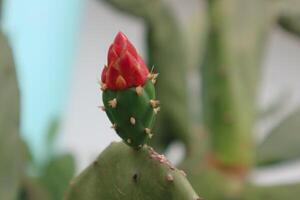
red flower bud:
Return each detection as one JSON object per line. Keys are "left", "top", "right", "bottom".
{"left": 101, "top": 32, "right": 149, "bottom": 90}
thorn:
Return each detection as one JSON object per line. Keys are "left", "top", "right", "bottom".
{"left": 127, "top": 139, "right": 131, "bottom": 144}
{"left": 149, "top": 99, "right": 160, "bottom": 108}
{"left": 100, "top": 82, "right": 107, "bottom": 91}
{"left": 98, "top": 106, "right": 105, "bottom": 111}
{"left": 135, "top": 86, "right": 143, "bottom": 96}
{"left": 130, "top": 117, "right": 136, "bottom": 125}
{"left": 166, "top": 174, "right": 174, "bottom": 182}
{"left": 148, "top": 73, "right": 159, "bottom": 84}
{"left": 179, "top": 170, "right": 187, "bottom": 177}
{"left": 108, "top": 98, "right": 117, "bottom": 108}
{"left": 111, "top": 123, "right": 117, "bottom": 130}
{"left": 144, "top": 128, "right": 153, "bottom": 138}
{"left": 145, "top": 128, "right": 151, "bottom": 134}
{"left": 148, "top": 73, "right": 159, "bottom": 80}
{"left": 154, "top": 107, "right": 161, "bottom": 114}
{"left": 152, "top": 73, "right": 159, "bottom": 79}
{"left": 150, "top": 65, "right": 155, "bottom": 74}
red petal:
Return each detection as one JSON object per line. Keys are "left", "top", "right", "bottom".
{"left": 106, "top": 66, "right": 120, "bottom": 89}
{"left": 119, "top": 52, "right": 138, "bottom": 86}
{"left": 101, "top": 65, "right": 108, "bottom": 83}
{"left": 115, "top": 75, "right": 127, "bottom": 89}
{"left": 114, "top": 32, "right": 127, "bottom": 47}
{"left": 107, "top": 45, "right": 118, "bottom": 66}
{"left": 103, "top": 32, "right": 150, "bottom": 90}
{"left": 126, "top": 40, "right": 138, "bottom": 59}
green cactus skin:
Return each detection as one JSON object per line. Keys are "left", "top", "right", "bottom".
{"left": 65, "top": 142, "right": 201, "bottom": 200}
{"left": 0, "top": 31, "right": 23, "bottom": 200}
{"left": 103, "top": 79, "right": 157, "bottom": 148}
{"left": 201, "top": 0, "right": 274, "bottom": 169}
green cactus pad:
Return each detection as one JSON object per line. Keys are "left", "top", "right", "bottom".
{"left": 0, "top": 31, "right": 23, "bottom": 200}
{"left": 103, "top": 79, "right": 157, "bottom": 148}
{"left": 65, "top": 142, "right": 201, "bottom": 200}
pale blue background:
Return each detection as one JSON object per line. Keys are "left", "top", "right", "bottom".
{"left": 2, "top": 0, "right": 83, "bottom": 161}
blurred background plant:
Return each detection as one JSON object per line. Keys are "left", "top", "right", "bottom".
{"left": 1, "top": 1, "right": 75, "bottom": 199}
{"left": 1, "top": 0, "right": 300, "bottom": 199}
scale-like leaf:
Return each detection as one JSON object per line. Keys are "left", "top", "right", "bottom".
{"left": 257, "top": 108, "right": 300, "bottom": 165}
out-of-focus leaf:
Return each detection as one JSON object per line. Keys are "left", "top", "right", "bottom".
{"left": 257, "top": 108, "right": 300, "bottom": 165}
{"left": 243, "top": 182, "right": 300, "bottom": 200}
{"left": 277, "top": 0, "right": 300, "bottom": 37}
{"left": 18, "top": 178, "right": 51, "bottom": 200}
{"left": 39, "top": 154, "right": 75, "bottom": 200}
{"left": 0, "top": 31, "right": 23, "bottom": 200}
{"left": 46, "top": 119, "right": 60, "bottom": 153}
{"left": 258, "top": 91, "right": 289, "bottom": 121}
{"left": 278, "top": 14, "right": 300, "bottom": 37}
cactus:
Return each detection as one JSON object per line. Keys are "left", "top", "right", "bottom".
{"left": 2, "top": 0, "right": 300, "bottom": 199}
{"left": 65, "top": 142, "right": 201, "bottom": 200}
{"left": 0, "top": 31, "right": 24, "bottom": 200}
{"left": 101, "top": 32, "right": 158, "bottom": 148}
{"left": 95, "top": 0, "right": 300, "bottom": 200}
{"left": 65, "top": 32, "right": 200, "bottom": 200}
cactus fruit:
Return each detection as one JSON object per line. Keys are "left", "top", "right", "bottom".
{"left": 101, "top": 32, "right": 159, "bottom": 148}
{"left": 66, "top": 32, "right": 200, "bottom": 200}
{"left": 65, "top": 142, "right": 201, "bottom": 200}
{"left": 101, "top": 0, "right": 192, "bottom": 151}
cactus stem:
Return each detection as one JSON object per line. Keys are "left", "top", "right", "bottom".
{"left": 130, "top": 117, "right": 136, "bottom": 125}
{"left": 108, "top": 98, "right": 117, "bottom": 108}
{"left": 166, "top": 174, "right": 174, "bottom": 182}
{"left": 153, "top": 107, "right": 161, "bottom": 114}
{"left": 135, "top": 86, "right": 143, "bottom": 96}
{"left": 127, "top": 139, "right": 131, "bottom": 144}
{"left": 111, "top": 123, "right": 117, "bottom": 130}
{"left": 149, "top": 99, "right": 160, "bottom": 108}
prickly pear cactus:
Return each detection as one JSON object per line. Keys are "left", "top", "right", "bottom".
{"left": 65, "top": 32, "right": 200, "bottom": 200}
{"left": 101, "top": 32, "right": 159, "bottom": 148}
{"left": 65, "top": 142, "right": 201, "bottom": 200}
